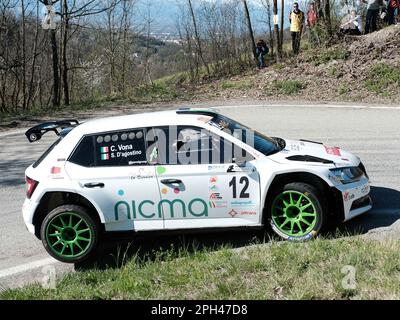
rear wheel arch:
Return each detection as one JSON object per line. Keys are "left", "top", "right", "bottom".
{"left": 262, "top": 172, "right": 344, "bottom": 226}
{"left": 32, "top": 192, "right": 104, "bottom": 239}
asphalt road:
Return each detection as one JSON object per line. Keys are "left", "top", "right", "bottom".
{"left": 1, "top": 103, "right": 400, "bottom": 290}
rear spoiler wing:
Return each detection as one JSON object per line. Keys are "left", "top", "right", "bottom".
{"left": 25, "top": 119, "right": 79, "bottom": 143}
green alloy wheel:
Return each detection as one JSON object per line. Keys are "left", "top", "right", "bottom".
{"left": 269, "top": 182, "right": 326, "bottom": 241}
{"left": 41, "top": 205, "right": 99, "bottom": 263}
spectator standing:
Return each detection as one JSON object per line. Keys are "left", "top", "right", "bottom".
{"left": 387, "top": 0, "right": 400, "bottom": 25}
{"left": 256, "top": 39, "right": 269, "bottom": 69}
{"left": 306, "top": 2, "right": 319, "bottom": 46}
{"left": 362, "top": 0, "right": 383, "bottom": 34}
{"left": 289, "top": 2, "right": 305, "bottom": 55}
{"left": 306, "top": 2, "right": 318, "bottom": 27}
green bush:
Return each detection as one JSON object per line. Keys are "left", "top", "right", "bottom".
{"left": 328, "top": 66, "right": 338, "bottom": 77}
{"left": 220, "top": 80, "right": 252, "bottom": 90}
{"left": 130, "top": 83, "right": 179, "bottom": 103}
{"left": 337, "top": 85, "right": 350, "bottom": 95}
{"left": 273, "top": 80, "right": 305, "bottom": 94}
{"left": 310, "top": 47, "right": 349, "bottom": 66}
{"left": 364, "top": 63, "right": 400, "bottom": 94}
{"left": 273, "top": 63, "right": 286, "bottom": 71}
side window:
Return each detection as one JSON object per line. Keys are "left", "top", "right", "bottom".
{"left": 176, "top": 127, "right": 217, "bottom": 164}
{"left": 147, "top": 126, "right": 252, "bottom": 165}
{"left": 69, "top": 129, "right": 148, "bottom": 167}
{"left": 69, "top": 136, "right": 95, "bottom": 167}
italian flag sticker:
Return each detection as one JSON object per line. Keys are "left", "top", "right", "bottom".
{"left": 100, "top": 146, "right": 109, "bottom": 160}
{"left": 101, "top": 153, "right": 109, "bottom": 160}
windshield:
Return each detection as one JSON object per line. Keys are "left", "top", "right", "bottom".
{"left": 209, "top": 114, "right": 283, "bottom": 156}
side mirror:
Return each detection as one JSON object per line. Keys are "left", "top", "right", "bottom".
{"left": 233, "top": 156, "right": 247, "bottom": 167}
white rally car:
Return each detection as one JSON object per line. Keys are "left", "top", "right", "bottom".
{"left": 22, "top": 108, "right": 372, "bottom": 263}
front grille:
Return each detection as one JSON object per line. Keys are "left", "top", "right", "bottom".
{"left": 350, "top": 195, "right": 372, "bottom": 211}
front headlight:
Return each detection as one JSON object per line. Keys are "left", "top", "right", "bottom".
{"left": 329, "top": 167, "right": 364, "bottom": 184}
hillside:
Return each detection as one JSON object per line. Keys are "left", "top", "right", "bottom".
{"left": 184, "top": 26, "right": 400, "bottom": 105}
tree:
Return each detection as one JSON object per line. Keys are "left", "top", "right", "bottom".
{"left": 260, "top": 0, "right": 274, "bottom": 56}
{"left": 273, "top": 0, "right": 281, "bottom": 61}
{"left": 322, "top": 0, "right": 332, "bottom": 36}
{"left": 47, "top": 0, "right": 120, "bottom": 105}
{"left": 187, "top": 0, "right": 210, "bottom": 76}
{"left": 242, "top": 0, "right": 257, "bottom": 62}
{"left": 39, "top": 0, "right": 60, "bottom": 107}
{"left": 279, "top": 0, "right": 284, "bottom": 54}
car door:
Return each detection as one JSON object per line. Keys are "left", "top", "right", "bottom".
{"left": 65, "top": 128, "right": 163, "bottom": 232}
{"left": 146, "top": 125, "right": 261, "bottom": 230}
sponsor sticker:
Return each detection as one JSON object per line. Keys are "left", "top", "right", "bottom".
{"left": 228, "top": 209, "right": 239, "bottom": 217}
{"left": 361, "top": 185, "right": 369, "bottom": 195}
{"left": 209, "top": 185, "right": 219, "bottom": 191}
{"left": 343, "top": 191, "right": 355, "bottom": 202}
{"left": 325, "top": 146, "right": 341, "bottom": 156}
{"left": 231, "top": 200, "right": 255, "bottom": 207}
{"left": 210, "top": 193, "right": 223, "bottom": 200}
{"left": 209, "top": 200, "right": 228, "bottom": 208}
{"left": 289, "top": 144, "right": 300, "bottom": 152}
{"left": 114, "top": 194, "right": 208, "bottom": 220}
{"left": 240, "top": 211, "right": 256, "bottom": 215}
{"left": 197, "top": 116, "right": 212, "bottom": 123}
{"left": 208, "top": 165, "right": 225, "bottom": 171}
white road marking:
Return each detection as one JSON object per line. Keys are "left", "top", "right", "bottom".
{"left": 214, "top": 104, "right": 400, "bottom": 110}
{"left": 0, "top": 257, "right": 58, "bottom": 279}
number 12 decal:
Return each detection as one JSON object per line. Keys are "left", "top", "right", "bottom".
{"left": 229, "top": 176, "right": 250, "bottom": 198}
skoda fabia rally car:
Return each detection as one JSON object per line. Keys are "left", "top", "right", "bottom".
{"left": 22, "top": 108, "right": 372, "bottom": 263}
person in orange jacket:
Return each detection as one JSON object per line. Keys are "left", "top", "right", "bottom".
{"left": 306, "top": 2, "right": 318, "bottom": 46}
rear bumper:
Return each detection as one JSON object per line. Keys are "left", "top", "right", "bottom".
{"left": 22, "top": 197, "right": 38, "bottom": 235}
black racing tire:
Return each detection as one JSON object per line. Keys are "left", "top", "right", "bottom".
{"left": 266, "top": 182, "right": 328, "bottom": 241}
{"left": 40, "top": 205, "right": 100, "bottom": 263}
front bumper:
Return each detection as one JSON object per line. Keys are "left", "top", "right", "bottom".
{"left": 334, "top": 177, "right": 372, "bottom": 222}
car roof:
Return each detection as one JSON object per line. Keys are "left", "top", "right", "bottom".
{"left": 72, "top": 109, "right": 218, "bottom": 135}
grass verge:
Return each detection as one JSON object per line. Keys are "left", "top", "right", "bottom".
{"left": 2, "top": 237, "right": 400, "bottom": 300}
{"left": 364, "top": 63, "right": 400, "bottom": 95}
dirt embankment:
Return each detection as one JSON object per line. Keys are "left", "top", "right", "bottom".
{"left": 196, "top": 26, "right": 400, "bottom": 104}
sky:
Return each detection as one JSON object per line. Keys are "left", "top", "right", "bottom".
{"left": 135, "top": 0, "right": 299, "bottom": 34}
{"left": 32, "top": 0, "right": 309, "bottom": 35}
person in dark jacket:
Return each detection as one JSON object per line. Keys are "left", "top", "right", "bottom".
{"left": 256, "top": 39, "right": 269, "bottom": 69}
{"left": 387, "top": 0, "right": 400, "bottom": 25}
{"left": 362, "top": 0, "right": 383, "bottom": 34}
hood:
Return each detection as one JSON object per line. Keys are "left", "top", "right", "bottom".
{"left": 269, "top": 139, "right": 360, "bottom": 167}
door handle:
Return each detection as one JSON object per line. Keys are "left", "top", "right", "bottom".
{"left": 160, "top": 179, "right": 182, "bottom": 185}
{"left": 83, "top": 182, "right": 105, "bottom": 188}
